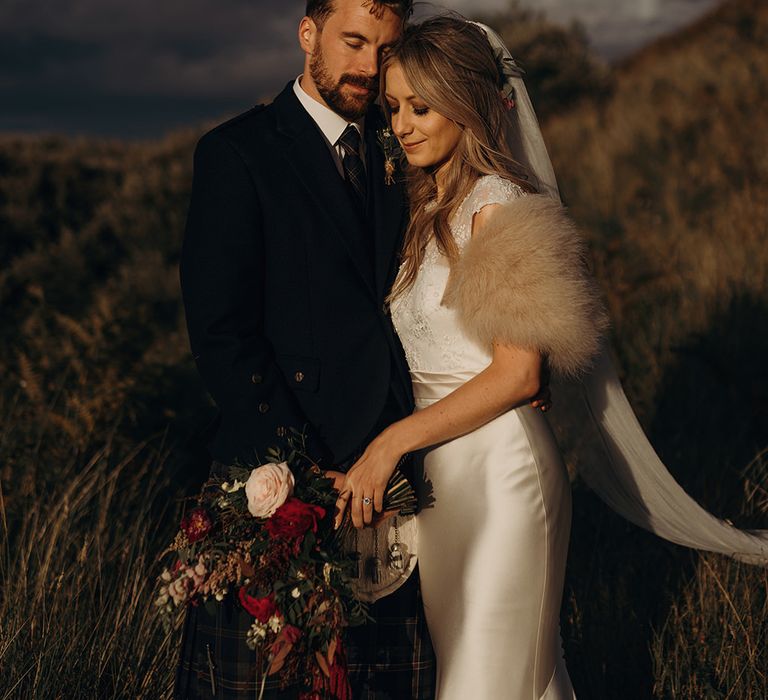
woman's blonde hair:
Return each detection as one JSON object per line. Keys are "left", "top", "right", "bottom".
{"left": 382, "top": 16, "right": 536, "bottom": 301}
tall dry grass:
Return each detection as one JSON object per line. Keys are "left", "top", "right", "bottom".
{"left": 648, "top": 450, "right": 768, "bottom": 698}
{"left": 0, "top": 394, "right": 183, "bottom": 698}
{"left": 0, "top": 130, "right": 208, "bottom": 698}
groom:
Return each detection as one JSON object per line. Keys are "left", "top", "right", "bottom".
{"left": 176, "top": 0, "right": 436, "bottom": 697}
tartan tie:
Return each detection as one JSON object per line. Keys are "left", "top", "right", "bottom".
{"left": 338, "top": 125, "right": 367, "bottom": 212}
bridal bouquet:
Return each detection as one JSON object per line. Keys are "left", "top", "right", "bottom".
{"left": 155, "top": 430, "right": 416, "bottom": 700}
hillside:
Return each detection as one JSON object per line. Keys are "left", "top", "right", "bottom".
{"left": 1, "top": 1, "right": 767, "bottom": 697}
{"left": 542, "top": 0, "right": 768, "bottom": 695}
{"left": 546, "top": 0, "right": 768, "bottom": 428}
{"left": 542, "top": 0, "right": 768, "bottom": 501}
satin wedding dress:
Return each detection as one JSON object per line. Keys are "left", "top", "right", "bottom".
{"left": 391, "top": 175, "right": 577, "bottom": 700}
{"left": 385, "top": 20, "right": 768, "bottom": 698}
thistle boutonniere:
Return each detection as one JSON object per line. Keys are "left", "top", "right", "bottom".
{"left": 377, "top": 127, "right": 403, "bottom": 185}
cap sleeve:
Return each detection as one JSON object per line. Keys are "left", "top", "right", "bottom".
{"left": 451, "top": 175, "right": 526, "bottom": 247}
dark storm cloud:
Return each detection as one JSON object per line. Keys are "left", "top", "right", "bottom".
{"left": 1, "top": 0, "right": 303, "bottom": 102}
{"left": 0, "top": 0, "right": 720, "bottom": 137}
{"left": 0, "top": 0, "right": 306, "bottom": 135}
{"left": 0, "top": 35, "right": 104, "bottom": 76}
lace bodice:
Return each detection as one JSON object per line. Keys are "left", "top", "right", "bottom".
{"left": 391, "top": 175, "right": 526, "bottom": 374}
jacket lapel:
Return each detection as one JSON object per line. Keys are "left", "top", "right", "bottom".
{"left": 364, "top": 115, "right": 413, "bottom": 408}
{"left": 273, "top": 85, "right": 376, "bottom": 298}
{"left": 365, "top": 114, "right": 406, "bottom": 301}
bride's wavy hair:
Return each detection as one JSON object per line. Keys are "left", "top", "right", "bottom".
{"left": 382, "top": 16, "right": 536, "bottom": 301}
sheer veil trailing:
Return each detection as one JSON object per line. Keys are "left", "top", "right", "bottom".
{"left": 475, "top": 21, "right": 768, "bottom": 565}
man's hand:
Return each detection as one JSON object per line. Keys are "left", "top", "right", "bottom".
{"left": 530, "top": 357, "right": 552, "bottom": 412}
{"left": 530, "top": 385, "right": 552, "bottom": 412}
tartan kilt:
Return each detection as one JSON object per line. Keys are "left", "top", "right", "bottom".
{"left": 173, "top": 567, "right": 435, "bottom": 699}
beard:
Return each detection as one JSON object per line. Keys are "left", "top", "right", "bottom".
{"left": 309, "top": 45, "right": 378, "bottom": 121}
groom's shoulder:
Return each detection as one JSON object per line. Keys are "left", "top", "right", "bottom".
{"left": 195, "top": 81, "right": 297, "bottom": 158}
{"left": 200, "top": 102, "right": 273, "bottom": 150}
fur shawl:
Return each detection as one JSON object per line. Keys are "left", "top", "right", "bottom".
{"left": 442, "top": 194, "right": 609, "bottom": 378}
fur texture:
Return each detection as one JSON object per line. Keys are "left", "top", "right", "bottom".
{"left": 442, "top": 194, "right": 609, "bottom": 377}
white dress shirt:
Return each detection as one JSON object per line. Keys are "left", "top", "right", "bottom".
{"left": 293, "top": 76, "right": 365, "bottom": 178}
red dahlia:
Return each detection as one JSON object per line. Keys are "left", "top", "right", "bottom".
{"left": 181, "top": 507, "right": 213, "bottom": 543}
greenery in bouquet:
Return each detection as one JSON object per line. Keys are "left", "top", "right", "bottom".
{"left": 155, "top": 430, "right": 417, "bottom": 699}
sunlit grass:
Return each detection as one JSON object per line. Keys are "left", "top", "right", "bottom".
{"left": 0, "top": 392, "right": 184, "bottom": 699}
{"left": 1, "top": 0, "right": 767, "bottom": 697}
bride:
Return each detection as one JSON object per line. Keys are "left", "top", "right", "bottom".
{"left": 334, "top": 15, "right": 768, "bottom": 699}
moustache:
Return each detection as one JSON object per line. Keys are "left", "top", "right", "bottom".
{"left": 340, "top": 74, "right": 379, "bottom": 92}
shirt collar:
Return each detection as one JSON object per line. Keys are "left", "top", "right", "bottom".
{"left": 293, "top": 76, "right": 364, "bottom": 147}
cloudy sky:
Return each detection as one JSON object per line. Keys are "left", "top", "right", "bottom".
{"left": 0, "top": 0, "right": 720, "bottom": 139}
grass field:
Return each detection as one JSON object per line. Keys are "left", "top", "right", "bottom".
{"left": 1, "top": 0, "right": 767, "bottom": 697}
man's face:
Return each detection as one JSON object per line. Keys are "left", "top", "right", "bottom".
{"left": 300, "top": 0, "right": 403, "bottom": 121}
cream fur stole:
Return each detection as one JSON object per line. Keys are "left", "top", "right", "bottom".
{"left": 442, "top": 194, "right": 609, "bottom": 378}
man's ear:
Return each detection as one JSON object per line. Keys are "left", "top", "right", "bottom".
{"left": 299, "top": 16, "right": 318, "bottom": 56}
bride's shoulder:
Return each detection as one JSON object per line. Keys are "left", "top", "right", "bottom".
{"left": 468, "top": 174, "right": 527, "bottom": 212}
{"left": 450, "top": 175, "right": 524, "bottom": 246}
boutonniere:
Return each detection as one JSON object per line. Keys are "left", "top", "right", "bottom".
{"left": 376, "top": 127, "right": 403, "bottom": 186}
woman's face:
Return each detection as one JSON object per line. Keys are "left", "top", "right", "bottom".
{"left": 384, "top": 62, "right": 463, "bottom": 174}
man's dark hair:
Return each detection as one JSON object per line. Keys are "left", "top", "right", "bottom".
{"left": 306, "top": 0, "right": 414, "bottom": 28}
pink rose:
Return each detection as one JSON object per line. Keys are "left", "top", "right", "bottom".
{"left": 245, "top": 462, "right": 295, "bottom": 517}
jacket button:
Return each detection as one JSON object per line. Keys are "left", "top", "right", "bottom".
{"left": 294, "top": 371, "right": 305, "bottom": 383}
{"left": 251, "top": 373, "right": 263, "bottom": 384}
{"left": 258, "top": 402, "right": 270, "bottom": 414}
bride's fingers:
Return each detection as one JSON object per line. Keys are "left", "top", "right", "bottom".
{"left": 324, "top": 469, "right": 347, "bottom": 492}
{"left": 334, "top": 490, "right": 351, "bottom": 529}
{"left": 362, "top": 494, "right": 374, "bottom": 526}
{"left": 351, "top": 492, "right": 364, "bottom": 529}
{"left": 374, "top": 488, "right": 384, "bottom": 513}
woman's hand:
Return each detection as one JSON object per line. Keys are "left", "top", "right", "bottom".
{"left": 323, "top": 469, "right": 347, "bottom": 492}
{"left": 334, "top": 430, "right": 404, "bottom": 529}
{"left": 324, "top": 469, "right": 352, "bottom": 529}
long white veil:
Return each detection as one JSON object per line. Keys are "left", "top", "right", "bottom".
{"left": 475, "top": 22, "right": 768, "bottom": 565}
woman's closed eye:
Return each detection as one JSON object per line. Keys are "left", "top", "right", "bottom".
{"left": 388, "top": 105, "right": 430, "bottom": 116}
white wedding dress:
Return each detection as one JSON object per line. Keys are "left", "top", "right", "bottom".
{"left": 391, "top": 175, "right": 577, "bottom": 699}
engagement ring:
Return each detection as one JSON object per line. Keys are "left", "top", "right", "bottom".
{"left": 362, "top": 497, "right": 372, "bottom": 506}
